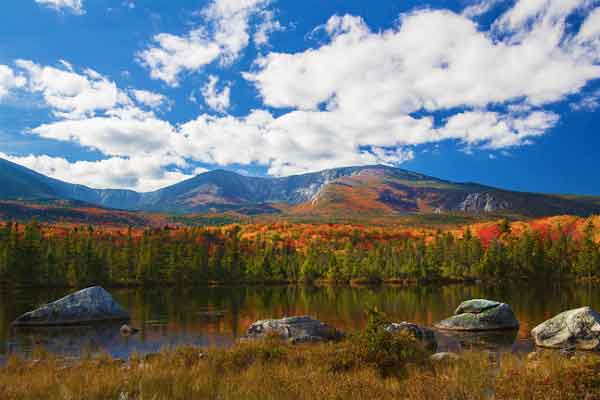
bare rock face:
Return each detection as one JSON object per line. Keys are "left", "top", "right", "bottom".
{"left": 242, "top": 316, "right": 343, "bottom": 344}
{"left": 385, "top": 322, "right": 438, "bottom": 352}
{"left": 435, "top": 299, "right": 519, "bottom": 331}
{"left": 531, "top": 307, "right": 600, "bottom": 350}
{"left": 459, "top": 193, "right": 509, "bottom": 213}
{"left": 12, "top": 286, "right": 130, "bottom": 326}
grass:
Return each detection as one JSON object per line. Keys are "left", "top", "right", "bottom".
{"left": 2, "top": 315, "right": 600, "bottom": 400}
{"left": 2, "top": 342, "right": 600, "bottom": 399}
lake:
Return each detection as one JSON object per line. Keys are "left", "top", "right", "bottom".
{"left": 0, "top": 282, "right": 597, "bottom": 359}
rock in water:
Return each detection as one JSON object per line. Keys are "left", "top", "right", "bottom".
{"left": 531, "top": 307, "right": 600, "bottom": 350}
{"left": 243, "top": 316, "right": 342, "bottom": 344}
{"left": 120, "top": 324, "right": 139, "bottom": 336}
{"left": 12, "top": 286, "right": 130, "bottom": 326}
{"left": 434, "top": 299, "right": 519, "bottom": 331}
{"left": 385, "top": 322, "right": 438, "bottom": 352}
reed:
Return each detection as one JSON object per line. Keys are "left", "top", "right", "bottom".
{"left": 1, "top": 338, "right": 600, "bottom": 400}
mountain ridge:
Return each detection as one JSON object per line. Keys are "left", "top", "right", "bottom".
{"left": 1, "top": 158, "right": 599, "bottom": 217}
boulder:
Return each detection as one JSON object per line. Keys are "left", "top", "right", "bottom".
{"left": 385, "top": 322, "right": 438, "bottom": 352}
{"left": 120, "top": 324, "right": 140, "bottom": 336}
{"left": 12, "top": 286, "right": 130, "bottom": 326}
{"left": 242, "top": 316, "right": 342, "bottom": 344}
{"left": 435, "top": 299, "right": 519, "bottom": 331}
{"left": 531, "top": 306, "right": 600, "bottom": 350}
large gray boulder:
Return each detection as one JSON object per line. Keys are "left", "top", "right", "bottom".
{"left": 385, "top": 322, "right": 438, "bottom": 352}
{"left": 12, "top": 286, "right": 130, "bottom": 326}
{"left": 435, "top": 299, "right": 519, "bottom": 331}
{"left": 242, "top": 316, "right": 342, "bottom": 344}
{"left": 531, "top": 306, "right": 600, "bottom": 350}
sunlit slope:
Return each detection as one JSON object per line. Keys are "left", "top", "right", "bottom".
{"left": 1, "top": 158, "right": 599, "bottom": 217}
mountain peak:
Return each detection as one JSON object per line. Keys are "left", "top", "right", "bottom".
{"left": 1, "top": 158, "right": 600, "bottom": 217}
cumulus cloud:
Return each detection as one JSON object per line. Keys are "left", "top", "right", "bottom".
{"left": 0, "top": 152, "right": 191, "bottom": 191}
{"left": 0, "top": 65, "right": 25, "bottom": 99}
{"left": 201, "top": 75, "right": 230, "bottom": 112}
{"left": 35, "top": 0, "right": 84, "bottom": 14}
{"left": 137, "top": 29, "right": 221, "bottom": 87}
{"left": 16, "top": 60, "right": 128, "bottom": 119}
{"left": 30, "top": 113, "right": 176, "bottom": 157}
{"left": 203, "top": 0, "right": 272, "bottom": 63}
{"left": 137, "top": 0, "right": 278, "bottom": 86}
{"left": 131, "top": 89, "right": 167, "bottom": 109}
{"left": 247, "top": 11, "right": 600, "bottom": 112}
{"left": 8, "top": 1, "right": 600, "bottom": 189}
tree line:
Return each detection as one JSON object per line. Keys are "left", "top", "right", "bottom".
{"left": 0, "top": 219, "right": 598, "bottom": 288}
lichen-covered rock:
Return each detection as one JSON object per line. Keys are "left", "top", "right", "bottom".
{"left": 435, "top": 299, "right": 519, "bottom": 331}
{"left": 242, "top": 316, "right": 342, "bottom": 344}
{"left": 455, "top": 299, "right": 501, "bottom": 314}
{"left": 385, "top": 322, "right": 437, "bottom": 352}
{"left": 531, "top": 307, "right": 600, "bottom": 350}
{"left": 12, "top": 286, "right": 130, "bottom": 326}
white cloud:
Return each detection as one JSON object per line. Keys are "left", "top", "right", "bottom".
{"left": 570, "top": 89, "right": 600, "bottom": 111}
{"left": 35, "top": 0, "right": 84, "bottom": 14}
{"left": 440, "top": 110, "right": 559, "bottom": 149}
{"left": 137, "top": 29, "right": 221, "bottom": 87}
{"left": 16, "top": 60, "right": 128, "bottom": 119}
{"left": 30, "top": 112, "right": 176, "bottom": 157}
{"left": 254, "top": 10, "right": 284, "bottom": 46}
{"left": 131, "top": 89, "right": 167, "bottom": 109}
{"left": 0, "top": 152, "right": 191, "bottom": 191}
{"left": 137, "top": 0, "right": 278, "bottom": 86}
{"left": 495, "top": 0, "right": 590, "bottom": 32}
{"left": 0, "top": 65, "right": 25, "bottom": 99}
{"left": 9, "top": 2, "right": 600, "bottom": 190}
{"left": 462, "top": 0, "right": 502, "bottom": 18}
{"left": 201, "top": 75, "right": 231, "bottom": 112}
{"left": 203, "top": 0, "right": 271, "bottom": 63}
{"left": 247, "top": 10, "right": 600, "bottom": 112}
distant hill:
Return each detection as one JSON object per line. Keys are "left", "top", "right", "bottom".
{"left": 1, "top": 157, "right": 600, "bottom": 218}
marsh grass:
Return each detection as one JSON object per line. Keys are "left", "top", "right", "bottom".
{"left": 2, "top": 329, "right": 600, "bottom": 399}
{"left": 2, "top": 344, "right": 600, "bottom": 399}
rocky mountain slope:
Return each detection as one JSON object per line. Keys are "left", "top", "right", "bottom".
{"left": 1, "top": 158, "right": 599, "bottom": 217}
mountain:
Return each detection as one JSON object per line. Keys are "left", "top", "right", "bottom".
{"left": 1, "top": 157, "right": 600, "bottom": 218}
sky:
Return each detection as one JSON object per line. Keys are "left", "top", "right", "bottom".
{"left": 1, "top": 0, "right": 600, "bottom": 195}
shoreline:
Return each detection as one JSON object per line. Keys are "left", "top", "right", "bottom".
{"left": 2, "top": 339, "right": 600, "bottom": 399}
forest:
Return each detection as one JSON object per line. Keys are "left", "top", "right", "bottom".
{"left": 0, "top": 217, "right": 598, "bottom": 288}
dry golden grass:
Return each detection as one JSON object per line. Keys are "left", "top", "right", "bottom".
{"left": 2, "top": 340, "right": 600, "bottom": 400}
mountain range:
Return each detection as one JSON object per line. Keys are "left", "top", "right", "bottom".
{"left": 1, "top": 157, "right": 600, "bottom": 218}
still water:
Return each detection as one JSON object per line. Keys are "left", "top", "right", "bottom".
{"left": 0, "top": 283, "right": 596, "bottom": 359}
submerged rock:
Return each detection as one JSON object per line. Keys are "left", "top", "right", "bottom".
{"left": 12, "top": 286, "right": 130, "bottom": 326}
{"left": 435, "top": 299, "right": 519, "bottom": 331}
{"left": 531, "top": 306, "right": 600, "bottom": 350}
{"left": 242, "top": 316, "right": 342, "bottom": 344}
{"left": 385, "top": 322, "right": 438, "bottom": 352}
{"left": 437, "top": 329, "right": 518, "bottom": 351}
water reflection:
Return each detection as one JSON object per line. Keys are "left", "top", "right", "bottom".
{"left": 0, "top": 282, "right": 597, "bottom": 358}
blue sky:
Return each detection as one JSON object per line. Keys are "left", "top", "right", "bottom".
{"left": 1, "top": 0, "right": 600, "bottom": 195}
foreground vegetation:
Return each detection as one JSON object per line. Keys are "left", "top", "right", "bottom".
{"left": 2, "top": 313, "right": 600, "bottom": 400}
{"left": 0, "top": 216, "right": 599, "bottom": 287}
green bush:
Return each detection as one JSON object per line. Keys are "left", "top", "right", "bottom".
{"left": 330, "top": 307, "right": 429, "bottom": 376}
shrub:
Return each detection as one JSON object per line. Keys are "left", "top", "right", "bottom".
{"left": 330, "top": 307, "right": 430, "bottom": 376}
